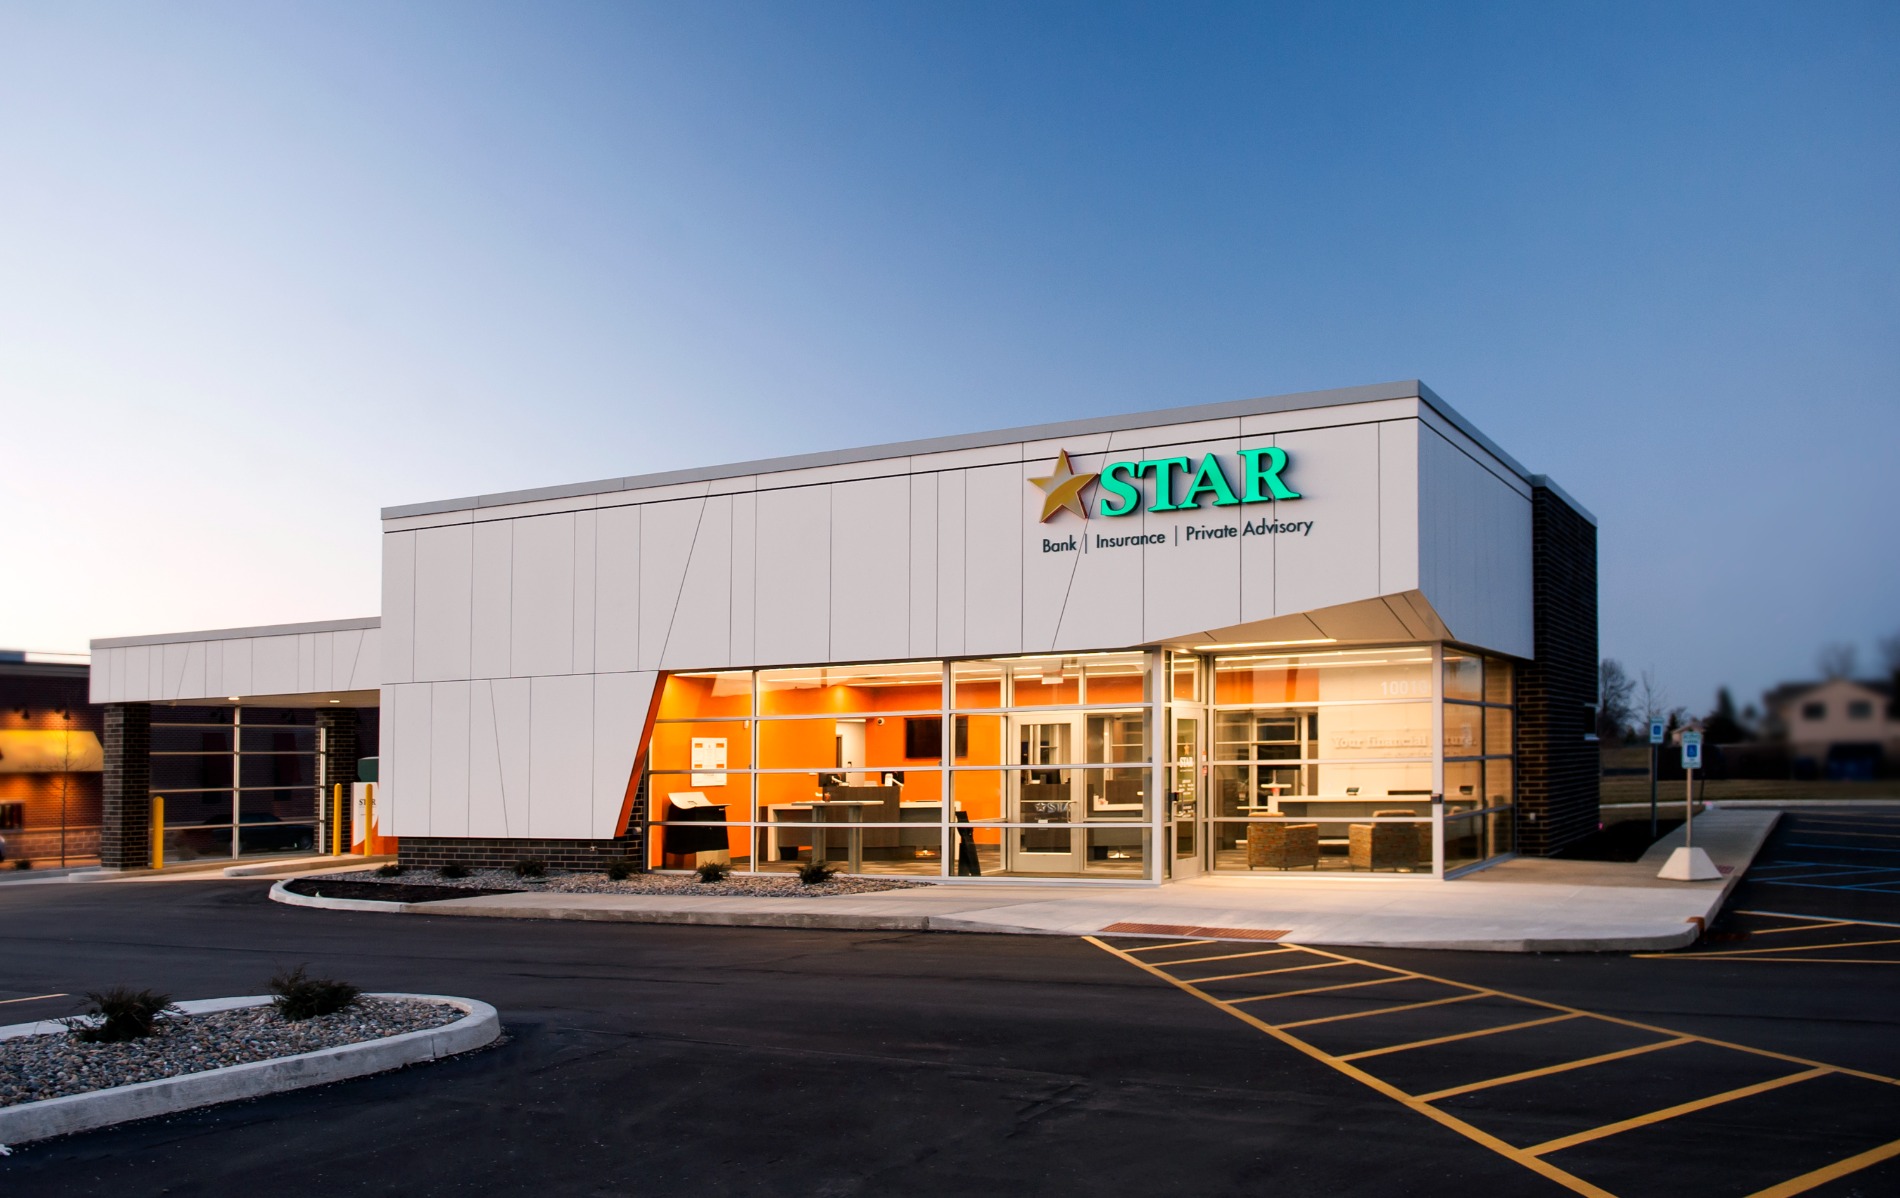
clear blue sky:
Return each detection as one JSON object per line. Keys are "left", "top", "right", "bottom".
{"left": 3, "top": 1, "right": 1895, "bottom": 714}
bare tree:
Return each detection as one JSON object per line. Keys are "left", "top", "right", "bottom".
{"left": 1817, "top": 642, "right": 1858, "bottom": 680}
{"left": 1878, "top": 630, "right": 1900, "bottom": 675}
{"left": 1598, "top": 658, "right": 1635, "bottom": 742}
{"left": 1639, "top": 668, "right": 1668, "bottom": 728}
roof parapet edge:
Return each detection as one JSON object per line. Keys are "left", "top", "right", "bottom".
{"left": 380, "top": 378, "right": 1563, "bottom": 521}
{"left": 91, "top": 616, "right": 382, "bottom": 650}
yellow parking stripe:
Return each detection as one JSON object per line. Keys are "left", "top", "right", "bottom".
{"left": 1277, "top": 991, "right": 1485, "bottom": 1029}
{"left": 1287, "top": 944, "right": 1900, "bottom": 1089}
{"left": 1415, "top": 1038, "right": 1694, "bottom": 1103}
{"left": 1096, "top": 936, "right": 1900, "bottom": 1197}
{"left": 1526, "top": 1067, "right": 1832, "bottom": 1157}
{"left": 1149, "top": 947, "right": 1297, "bottom": 967}
{"left": 1744, "top": 920, "right": 1853, "bottom": 935}
{"left": 1663, "top": 936, "right": 1900, "bottom": 959}
{"left": 1120, "top": 939, "right": 1217, "bottom": 953}
{"left": 1746, "top": 1136, "right": 1900, "bottom": 1198}
{"left": 1230, "top": 974, "right": 1412, "bottom": 1004}
{"left": 1338, "top": 1013, "right": 1580, "bottom": 1062}
{"left": 0, "top": 992, "right": 67, "bottom": 1006}
{"left": 1735, "top": 908, "right": 1900, "bottom": 931}
{"left": 1186, "top": 960, "right": 1350, "bottom": 985}
{"left": 1084, "top": 936, "right": 1619, "bottom": 1198}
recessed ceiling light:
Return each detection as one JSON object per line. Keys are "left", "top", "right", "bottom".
{"left": 328, "top": 699, "right": 341, "bottom": 704}
{"left": 227, "top": 696, "right": 241, "bottom": 701}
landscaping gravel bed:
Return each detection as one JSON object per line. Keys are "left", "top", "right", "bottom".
{"left": 0, "top": 997, "right": 460, "bottom": 1108}
{"left": 301, "top": 868, "right": 925, "bottom": 898}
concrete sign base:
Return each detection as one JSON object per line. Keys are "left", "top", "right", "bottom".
{"left": 1657, "top": 846, "right": 1722, "bottom": 882}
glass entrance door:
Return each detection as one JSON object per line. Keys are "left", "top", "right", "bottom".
{"left": 1007, "top": 716, "right": 1084, "bottom": 873}
{"left": 1170, "top": 707, "right": 1204, "bottom": 879}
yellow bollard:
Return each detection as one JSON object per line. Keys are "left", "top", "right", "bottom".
{"left": 332, "top": 783, "right": 344, "bottom": 857}
{"left": 362, "top": 783, "right": 376, "bottom": 856}
{"left": 151, "top": 795, "right": 165, "bottom": 871}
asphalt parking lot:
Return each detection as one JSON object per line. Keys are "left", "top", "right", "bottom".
{"left": 2, "top": 806, "right": 1897, "bottom": 1198}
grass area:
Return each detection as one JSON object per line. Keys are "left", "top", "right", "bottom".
{"left": 1599, "top": 777, "right": 1900, "bottom": 805}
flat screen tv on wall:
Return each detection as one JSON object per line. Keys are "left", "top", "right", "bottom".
{"left": 904, "top": 716, "right": 969, "bottom": 760}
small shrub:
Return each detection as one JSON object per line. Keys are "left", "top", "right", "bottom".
{"left": 694, "top": 860, "right": 732, "bottom": 884}
{"left": 268, "top": 965, "right": 361, "bottom": 1020}
{"left": 374, "top": 862, "right": 405, "bottom": 878}
{"left": 795, "top": 858, "right": 839, "bottom": 886}
{"left": 438, "top": 862, "right": 470, "bottom": 879}
{"left": 64, "top": 987, "right": 179, "bottom": 1043}
{"left": 512, "top": 857, "right": 548, "bottom": 879}
{"left": 604, "top": 858, "right": 635, "bottom": 881}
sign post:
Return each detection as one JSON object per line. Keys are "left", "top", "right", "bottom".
{"left": 1648, "top": 719, "right": 1666, "bottom": 840}
{"left": 1658, "top": 728, "right": 1718, "bottom": 881}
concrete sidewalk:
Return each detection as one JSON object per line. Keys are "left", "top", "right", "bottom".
{"left": 277, "top": 809, "right": 1780, "bottom": 953}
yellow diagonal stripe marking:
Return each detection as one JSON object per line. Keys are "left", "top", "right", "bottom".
{"left": 1154, "top": 947, "right": 1297, "bottom": 967}
{"left": 1230, "top": 974, "right": 1412, "bottom": 1004}
{"left": 1186, "top": 960, "right": 1350, "bottom": 985}
{"left": 1338, "top": 1013, "right": 1580, "bottom": 1063}
{"left": 1120, "top": 940, "right": 1219, "bottom": 953}
{"left": 1415, "top": 1038, "right": 1693, "bottom": 1103}
{"left": 0, "top": 992, "right": 67, "bottom": 1006}
{"left": 1744, "top": 921, "right": 1853, "bottom": 936}
{"left": 1745, "top": 1135, "right": 1900, "bottom": 1198}
{"left": 1675, "top": 936, "right": 1900, "bottom": 959}
{"left": 1527, "top": 1067, "right": 1831, "bottom": 1157}
{"left": 1084, "top": 936, "right": 1617, "bottom": 1198}
{"left": 1277, "top": 992, "right": 1486, "bottom": 1029}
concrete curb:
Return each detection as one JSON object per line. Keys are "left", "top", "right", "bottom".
{"left": 0, "top": 993, "right": 498, "bottom": 1145}
{"left": 263, "top": 813, "right": 1787, "bottom": 953}
{"left": 269, "top": 879, "right": 420, "bottom": 913}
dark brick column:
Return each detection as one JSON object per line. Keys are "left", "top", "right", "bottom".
{"left": 100, "top": 703, "right": 152, "bottom": 869}
{"left": 1515, "top": 485, "right": 1600, "bottom": 856}
{"left": 316, "top": 708, "right": 359, "bottom": 852}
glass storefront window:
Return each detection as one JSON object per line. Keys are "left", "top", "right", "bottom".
{"left": 1444, "top": 703, "right": 1482, "bottom": 755}
{"left": 1214, "top": 647, "right": 1435, "bottom": 706}
{"left": 952, "top": 662, "right": 1004, "bottom": 709}
{"left": 1444, "top": 651, "right": 1483, "bottom": 701}
{"left": 1484, "top": 707, "right": 1513, "bottom": 757}
{"left": 657, "top": 671, "right": 753, "bottom": 719}
{"left": 1483, "top": 657, "right": 1513, "bottom": 705}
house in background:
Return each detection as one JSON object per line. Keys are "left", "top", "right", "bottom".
{"left": 1762, "top": 677, "right": 1900, "bottom": 780}
{"left": 0, "top": 651, "right": 104, "bottom": 865}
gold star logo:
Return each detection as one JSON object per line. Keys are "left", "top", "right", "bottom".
{"left": 1029, "top": 450, "right": 1098, "bottom": 522}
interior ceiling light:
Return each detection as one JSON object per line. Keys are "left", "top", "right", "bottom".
{"left": 227, "top": 696, "right": 241, "bottom": 702}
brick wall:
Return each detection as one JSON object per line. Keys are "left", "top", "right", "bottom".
{"left": 397, "top": 831, "right": 645, "bottom": 872}
{"left": 1514, "top": 486, "right": 1600, "bottom": 856}
{"left": 100, "top": 703, "right": 152, "bottom": 869}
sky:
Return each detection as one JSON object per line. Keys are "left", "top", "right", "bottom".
{"left": 1, "top": 1, "right": 1895, "bottom": 715}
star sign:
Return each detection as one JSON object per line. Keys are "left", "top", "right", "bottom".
{"left": 1029, "top": 450, "right": 1098, "bottom": 522}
